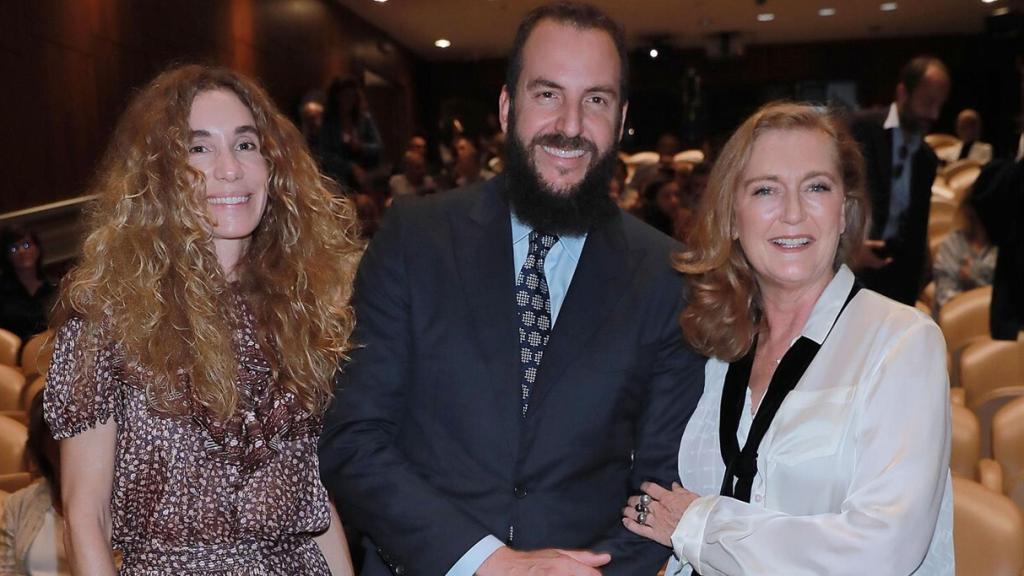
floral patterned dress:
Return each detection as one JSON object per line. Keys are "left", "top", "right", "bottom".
{"left": 43, "top": 305, "right": 333, "bottom": 576}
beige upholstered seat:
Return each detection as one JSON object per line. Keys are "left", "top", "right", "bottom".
{"left": 939, "top": 286, "right": 992, "bottom": 362}
{"left": 974, "top": 387, "right": 1024, "bottom": 459}
{"left": 952, "top": 403, "right": 982, "bottom": 479}
{"left": 954, "top": 477, "right": 1024, "bottom": 576}
{"left": 19, "top": 375, "right": 45, "bottom": 412}
{"left": 0, "top": 415, "right": 28, "bottom": 474}
{"left": 993, "top": 396, "right": 1024, "bottom": 510}
{"left": 0, "top": 364, "right": 26, "bottom": 411}
{"left": 960, "top": 337, "right": 1023, "bottom": 409}
{"left": 0, "top": 329, "right": 20, "bottom": 368}
{"left": 0, "top": 410, "right": 27, "bottom": 425}
{"left": 932, "top": 181, "right": 956, "bottom": 202}
{"left": 918, "top": 281, "right": 936, "bottom": 311}
{"left": 942, "top": 159, "right": 983, "bottom": 202}
{"left": 672, "top": 149, "right": 705, "bottom": 164}
{"left": 0, "top": 472, "right": 33, "bottom": 493}
{"left": 927, "top": 217, "right": 954, "bottom": 245}
{"left": 20, "top": 329, "right": 54, "bottom": 380}
{"left": 925, "top": 133, "right": 959, "bottom": 151}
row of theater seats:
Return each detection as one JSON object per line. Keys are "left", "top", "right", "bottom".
{"left": 929, "top": 283, "right": 1024, "bottom": 575}
{"left": 0, "top": 329, "right": 55, "bottom": 506}
{"left": 925, "top": 158, "right": 983, "bottom": 276}
{"left": 1, "top": 312, "right": 1022, "bottom": 572}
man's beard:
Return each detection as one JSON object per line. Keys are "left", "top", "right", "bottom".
{"left": 503, "top": 111, "right": 619, "bottom": 236}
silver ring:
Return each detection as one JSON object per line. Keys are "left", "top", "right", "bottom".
{"left": 636, "top": 511, "right": 647, "bottom": 524}
{"left": 634, "top": 502, "right": 649, "bottom": 513}
{"left": 640, "top": 494, "right": 652, "bottom": 506}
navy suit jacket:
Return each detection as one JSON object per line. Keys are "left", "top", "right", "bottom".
{"left": 851, "top": 112, "right": 938, "bottom": 305}
{"left": 319, "top": 175, "right": 704, "bottom": 576}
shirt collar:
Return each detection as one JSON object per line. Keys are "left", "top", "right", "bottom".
{"left": 883, "top": 102, "right": 900, "bottom": 130}
{"left": 800, "top": 265, "right": 856, "bottom": 345}
{"left": 510, "top": 212, "right": 587, "bottom": 262}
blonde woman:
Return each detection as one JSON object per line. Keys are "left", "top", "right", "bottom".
{"left": 44, "top": 65, "right": 360, "bottom": 575}
{"left": 622, "top": 103, "right": 953, "bottom": 574}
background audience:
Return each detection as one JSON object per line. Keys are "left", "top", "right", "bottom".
{"left": 0, "top": 228, "right": 55, "bottom": 344}
{"left": 0, "top": 393, "right": 70, "bottom": 575}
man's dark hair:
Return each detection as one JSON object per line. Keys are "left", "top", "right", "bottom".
{"left": 505, "top": 2, "right": 629, "bottom": 103}
{"left": 898, "top": 55, "right": 950, "bottom": 94}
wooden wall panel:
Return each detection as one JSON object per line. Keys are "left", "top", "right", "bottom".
{"left": 0, "top": 0, "right": 421, "bottom": 215}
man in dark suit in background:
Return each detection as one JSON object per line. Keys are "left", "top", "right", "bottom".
{"left": 851, "top": 56, "right": 951, "bottom": 305}
{"left": 318, "top": 3, "right": 704, "bottom": 576}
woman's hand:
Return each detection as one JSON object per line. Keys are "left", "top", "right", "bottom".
{"left": 621, "top": 481, "right": 700, "bottom": 547}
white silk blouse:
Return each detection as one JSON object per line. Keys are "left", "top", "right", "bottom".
{"left": 668, "top": 265, "right": 954, "bottom": 575}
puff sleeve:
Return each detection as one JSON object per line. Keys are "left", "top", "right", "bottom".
{"left": 43, "top": 318, "right": 121, "bottom": 439}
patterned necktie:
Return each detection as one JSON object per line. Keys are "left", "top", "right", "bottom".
{"left": 516, "top": 231, "right": 558, "bottom": 417}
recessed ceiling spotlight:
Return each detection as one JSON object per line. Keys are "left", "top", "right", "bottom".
{"left": 649, "top": 48, "right": 659, "bottom": 58}
{"left": 434, "top": 38, "right": 451, "bottom": 48}
{"left": 373, "top": 0, "right": 387, "bottom": 3}
{"left": 982, "top": 0, "right": 999, "bottom": 3}
{"left": 818, "top": 7, "right": 836, "bottom": 16}
{"left": 757, "top": 12, "right": 775, "bottom": 22}
{"left": 880, "top": 2, "right": 898, "bottom": 11}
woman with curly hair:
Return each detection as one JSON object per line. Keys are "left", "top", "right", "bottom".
{"left": 620, "top": 102, "right": 953, "bottom": 574}
{"left": 43, "top": 65, "right": 361, "bottom": 575}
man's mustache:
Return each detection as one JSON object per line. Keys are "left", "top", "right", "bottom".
{"left": 530, "top": 133, "right": 598, "bottom": 155}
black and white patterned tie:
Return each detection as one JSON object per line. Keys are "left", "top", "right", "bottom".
{"left": 516, "top": 231, "right": 558, "bottom": 417}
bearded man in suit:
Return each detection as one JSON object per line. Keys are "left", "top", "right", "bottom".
{"left": 851, "top": 56, "right": 951, "bottom": 305}
{"left": 319, "top": 3, "right": 704, "bottom": 575}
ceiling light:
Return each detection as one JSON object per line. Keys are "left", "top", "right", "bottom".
{"left": 649, "top": 48, "right": 659, "bottom": 58}
{"left": 434, "top": 38, "right": 451, "bottom": 48}
{"left": 757, "top": 12, "right": 775, "bottom": 22}
{"left": 373, "top": 0, "right": 387, "bottom": 3}
{"left": 880, "top": 2, "right": 898, "bottom": 11}
{"left": 993, "top": 6, "right": 1011, "bottom": 14}
{"left": 818, "top": 7, "right": 836, "bottom": 16}
{"left": 982, "top": 0, "right": 999, "bottom": 3}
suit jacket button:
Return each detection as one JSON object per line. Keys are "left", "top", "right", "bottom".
{"left": 394, "top": 566, "right": 406, "bottom": 575}
{"left": 514, "top": 486, "right": 527, "bottom": 499}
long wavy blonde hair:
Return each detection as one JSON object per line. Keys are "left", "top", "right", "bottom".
{"left": 54, "top": 65, "right": 362, "bottom": 421}
{"left": 675, "top": 102, "right": 868, "bottom": 362}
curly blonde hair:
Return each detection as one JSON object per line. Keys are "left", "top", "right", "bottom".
{"left": 54, "top": 64, "right": 362, "bottom": 421}
{"left": 675, "top": 102, "right": 868, "bottom": 361}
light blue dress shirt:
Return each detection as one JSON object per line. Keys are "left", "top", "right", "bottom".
{"left": 444, "top": 213, "right": 588, "bottom": 576}
{"left": 881, "top": 103, "right": 923, "bottom": 241}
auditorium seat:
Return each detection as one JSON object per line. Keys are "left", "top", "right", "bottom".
{"left": 954, "top": 477, "right": 1024, "bottom": 576}
{"left": 925, "top": 133, "right": 959, "bottom": 152}
{"left": 672, "top": 149, "right": 705, "bottom": 164}
{"left": 939, "top": 286, "right": 992, "bottom": 384}
{"left": 0, "top": 415, "right": 27, "bottom": 474}
{"left": 0, "top": 364, "right": 26, "bottom": 411}
{"left": 929, "top": 198, "right": 957, "bottom": 226}
{"left": 942, "top": 159, "right": 983, "bottom": 204}
{"left": 952, "top": 403, "right": 981, "bottom": 479}
{"left": 19, "top": 375, "right": 44, "bottom": 412}
{"left": 960, "top": 336, "right": 1022, "bottom": 409}
{"left": 992, "top": 396, "right": 1024, "bottom": 510}
{"left": 0, "top": 329, "right": 20, "bottom": 368}
{"left": 20, "top": 329, "right": 54, "bottom": 380}
{"left": 0, "top": 472, "right": 33, "bottom": 494}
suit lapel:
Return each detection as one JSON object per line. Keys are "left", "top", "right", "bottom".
{"left": 448, "top": 177, "right": 522, "bottom": 448}
{"left": 526, "top": 212, "right": 640, "bottom": 415}
{"left": 871, "top": 128, "right": 896, "bottom": 236}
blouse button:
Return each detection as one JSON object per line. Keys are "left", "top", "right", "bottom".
{"left": 754, "top": 494, "right": 763, "bottom": 503}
